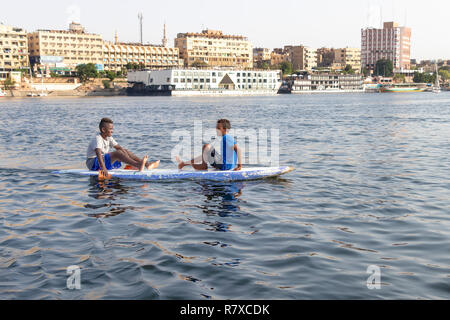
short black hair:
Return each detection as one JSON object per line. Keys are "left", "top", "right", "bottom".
{"left": 99, "top": 118, "right": 113, "bottom": 131}
{"left": 217, "top": 119, "right": 231, "bottom": 130}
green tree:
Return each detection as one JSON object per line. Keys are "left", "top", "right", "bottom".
{"left": 125, "top": 63, "right": 141, "bottom": 71}
{"left": 76, "top": 63, "right": 98, "bottom": 82}
{"left": 375, "top": 59, "right": 394, "bottom": 77}
{"left": 343, "top": 65, "right": 355, "bottom": 74}
{"left": 3, "top": 78, "right": 15, "bottom": 90}
{"left": 105, "top": 70, "right": 116, "bottom": 81}
{"left": 413, "top": 72, "right": 436, "bottom": 84}
{"left": 438, "top": 69, "right": 450, "bottom": 81}
{"left": 393, "top": 73, "right": 406, "bottom": 83}
{"left": 279, "top": 61, "right": 293, "bottom": 75}
{"left": 256, "top": 60, "right": 270, "bottom": 70}
{"left": 192, "top": 60, "right": 209, "bottom": 68}
{"left": 362, "top": 67, "right": 370, "bottom": 77}
{"left": 102, "top": 80, "right": 111, "bottom": 89}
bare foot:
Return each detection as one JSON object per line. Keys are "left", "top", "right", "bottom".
{"left": 146, "top": 160, "right": 160, "bottom": 170}
{"left": 139, "top": 156, "right": 148, "bottom": 172}
{"left": 176, "top": 156, "right": 185, "bottom": 170}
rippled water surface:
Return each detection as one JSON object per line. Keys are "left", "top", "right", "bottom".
{"left": 0, "top": 94, "right": 449, "bottom": 299}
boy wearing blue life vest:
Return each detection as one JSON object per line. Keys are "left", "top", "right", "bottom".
{"left": 177, "top": 119, "right": 242, "bottom": 171}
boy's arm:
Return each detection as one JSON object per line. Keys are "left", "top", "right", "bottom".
{"left": 95, "top": 148, "right": 108, "bottom": 176}
{"left": 114, "top": 144, "right": 124, "bottom": 151}
{"left": 233, "top": 144, "right": 242, "bottom": 171}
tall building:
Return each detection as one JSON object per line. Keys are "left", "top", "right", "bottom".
{"left": 270, "top": 49, "right": 289, "bottom": 67}
{"left": 102, "top": 42, "right": 182, "bottom": 71}
{"left": 284, "top": 45, "right": 317, "bottom": 71}
{"left": 333, "top": 47, "right": 361, "bottom": 72}
{"left": 361, "top": 21, "right": 411, "bottom": 71}
{"left": 316, "top": 47, "right": 335, "bottom": 68}
{"left": 28, "top": 23, "right": 103, "bottom": 72}
{"left": 174, "top": 29, "right": 253, "bottom": 68}
{"left": 253, "top": 48, "right": 271, "bottom": 67}
{"left": 0, "top": 24, "right": 29, "bottom": 71}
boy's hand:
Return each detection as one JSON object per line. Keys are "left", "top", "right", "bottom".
{"left": 234, "top": 164, "right": 242, "bottom": 171}
{"left": 101, "top": 168, "right": 109, "bottom": 178}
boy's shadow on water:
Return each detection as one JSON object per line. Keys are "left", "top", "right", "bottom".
{"left": 85, "top": 176, "right": 136, "bottom": 218}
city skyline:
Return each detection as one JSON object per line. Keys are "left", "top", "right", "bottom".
{"left": 1, "top": 0, "right": 449, "bottom": 60}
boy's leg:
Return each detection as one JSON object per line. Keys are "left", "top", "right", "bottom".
{"left": 123, "top": 148, "right": 160, "bottom": 169}
{"left": 177, "top": 144, "right": 211, "bottom": 171}
{"left": 110, "top": 150, "right": 145, "bottom": 170}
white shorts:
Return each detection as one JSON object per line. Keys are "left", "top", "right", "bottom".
{"left": 206, "top": 147, "right": 223, "bottom": 170}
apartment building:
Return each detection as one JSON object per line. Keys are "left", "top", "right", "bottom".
{"left": 0, "top": 24, "right": 29, "bottom": 71}
{"left": 361, "top": 21, "right": 411, "bottom": 71}
{"left": 316, "top": 47, "right": 335, "bottom": 68}
{"left": 174, "top": 29, "right": 253, "bottom": 68}
{"left": 333, "top": 47, "right": 361, "bottom": 72}
{"left": 103, "top": 42, "right": 182, "bottom": 71}
{"left": 284, "top": 45, "right": 317, "bottom": 71}
{"left": 253, "top": 47, "right": 271, "bottom": 66}
{"left": 28, "top": 23, "right": 103, "bottom": 72}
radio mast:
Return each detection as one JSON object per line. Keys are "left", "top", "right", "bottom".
{"left": 138, "top": 13, "right": 143, "bottom": 44}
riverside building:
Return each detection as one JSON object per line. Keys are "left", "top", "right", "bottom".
{"left": 361, "top": 21, "right": 411, "bottom": 71}
{"left": 103, "top": 42, "right": 182, "bottom": 72}
{"left": 28, "top": 23, "right": 103, "bottom": 73}
{"left": 333, "top": 47, "right": 361, "bottom": 72}
{"left": 174, "top": 29, "right": 253, "bottom": 68}
{"left": 284, "top": 45, "right": 317, "bottom": 72}
{"left": 0, "top": 24, "right": 29, "bottom": 71}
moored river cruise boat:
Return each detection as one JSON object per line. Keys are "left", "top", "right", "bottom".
{"left": 127, "top": 69, "right": 282, "bottom": 96}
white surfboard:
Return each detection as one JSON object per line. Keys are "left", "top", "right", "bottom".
{"left": 52, "top": 167, "right": 294, "bottom": 182}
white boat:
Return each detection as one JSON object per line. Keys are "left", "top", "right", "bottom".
{"left": 432, "top": 63, "right": 441, "bottom": 93}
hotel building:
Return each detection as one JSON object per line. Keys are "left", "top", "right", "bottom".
{"left": 28, "top": 23, "right": 103, "bottom": 72}
{"left": 103, "top": 42, "right": 182, "bottom": 72}
{"left": 174, "top": 29, "right": 253, "bottom": 68}
{"left": 0, "top": 24, "right": 29, "bottom": 71}
{"left": 361, "top": 21, "right": 411, "bottom": 71}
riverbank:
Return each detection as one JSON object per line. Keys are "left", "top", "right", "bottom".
{"left": 1, "top": 77, "right": 128, "bottom": 97}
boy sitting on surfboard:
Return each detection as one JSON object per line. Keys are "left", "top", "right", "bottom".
{"left": 86, "top": 118, "right": 160, "bottom": 176}
{"left": 177, "top": 119, "right": 242, "bottom": 171}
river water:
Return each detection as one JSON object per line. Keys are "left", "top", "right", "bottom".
{"left": 0, "top": 93, "right": 449, "bottom": 299}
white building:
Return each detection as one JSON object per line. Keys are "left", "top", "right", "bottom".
{"left": 128, "top": 69, "right": 282, "bottom": 96}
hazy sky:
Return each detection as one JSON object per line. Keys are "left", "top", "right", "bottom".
{"left": 2, "top": 0, "right": 449, "bottom": 60}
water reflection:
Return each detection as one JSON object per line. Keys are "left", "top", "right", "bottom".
{"left": 85, "top": 177, "right": 135, "bottom": 218}
{"left": 196, "top": 182, "right": 245, "bottom": 217}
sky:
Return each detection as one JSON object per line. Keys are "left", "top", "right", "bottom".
{"left": 1, "top": 0, "right": 449, "bottom": 60}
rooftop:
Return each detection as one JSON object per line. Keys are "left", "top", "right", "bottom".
{"left": 177, "top": 29, "right": 248, "bottom": 41}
